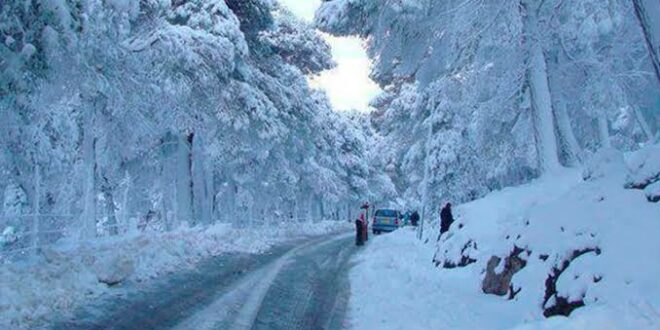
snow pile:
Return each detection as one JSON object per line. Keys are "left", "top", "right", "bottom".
{"left": 350, "top": 228, "right": 659, "bottom": 330}
{"left": 508, "top": 304, "right": 660, "bottom": 330}
{"left": 0, "top": 226, "right": 17, "bottom": 246}
{"left": 350, "top": 143, "right": 659, "bottom": 329}
{"left": 432, "top": 144, "right": 660, "bottom": 326}
{"left": 625, "top": 142, "right": 660, "bottom": 202}
{"left": 348, "top": 228, "right": 524, "bottom": 329}
{"left": 0, "top": 220, "right": 350, "bottom": 329}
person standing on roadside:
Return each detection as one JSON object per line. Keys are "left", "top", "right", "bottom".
{"left": 439, "top": 203, "right": 454, "bottom": 239}
{"left": 361, "top": 213, "right": 369, "bottom": 242}
{"left": 355, "top": 216, "right": 364, "bottom": 246}
{"left": 410, "top": 211, "right": 420, "bottom": 227}
{"left": 360, "top": 202, "right": 370, "bottom": 242}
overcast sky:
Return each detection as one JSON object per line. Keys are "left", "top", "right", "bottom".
{"left": 278, "top": 0, "right": 381, "bottom": 112}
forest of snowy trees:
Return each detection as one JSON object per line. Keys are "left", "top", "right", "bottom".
{"left": 1, "top": 1, "right": 658, "bottom": 328}
{"left": 0, "top": 0, "right": 392, "bottom": 253}
{"left": 1, "top": 0, "right": 658, "bottom": 255}
{"left": 316, "top": 0, "right": 659, "bottom": 213}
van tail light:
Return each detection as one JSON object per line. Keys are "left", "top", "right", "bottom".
{"left": 395, "top": 218, "right": 399, "bottom": 226}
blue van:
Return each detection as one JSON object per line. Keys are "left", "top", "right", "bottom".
{"left": 372, "top": 209, "right": 403, "bottom": 234}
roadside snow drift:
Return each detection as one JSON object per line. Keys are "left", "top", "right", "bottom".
{"left": 0, "top": 220, "right": 351, "bottom": 329}
{"left": 348, "top": 228, "right": 525, "bottom": 330}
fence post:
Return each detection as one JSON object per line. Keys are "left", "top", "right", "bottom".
{"left": 32, "top": 165, "right": 41, "bottom": 258}
{"left": 122, "top": 170, "right": 131, "bottom": 234}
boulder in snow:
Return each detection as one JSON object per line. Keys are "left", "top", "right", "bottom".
{"left": 436, "top": 239, "right": 477, "bottom": 269}
{"left": 0, "top": 226, "right": 18, "bottom": 247}
{"left": 41, "top": 247, "right": 66, "bottom": 265}
{"left": 645, "top": 181, "right": 660, "bottom": 203}
{"left": 625, "top": 143, "right": 660, "bottom": 190}
{"left": 582, "top": 148, "right": 626, "bottom": 183}
{"left": 542, "top": 247, "right": 601, "bottom": 317}
{"left": 482, "top": 246, "right": 527, "bottom": 297}
{"left": 93, "top": 254, "right": 135, "bottom": 286}
{"left": 2, "top": 184, "right": 29, "bottom": 216}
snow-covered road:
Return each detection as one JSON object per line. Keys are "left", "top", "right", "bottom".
{"left": 48, "top": 232, "right": 356, "bottom": 330}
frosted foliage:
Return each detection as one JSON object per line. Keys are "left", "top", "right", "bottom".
{"left": 260, "top": 6, "right": 335, "bottom": 74}
{"left": 317, "top": 0, "right": 660, "bottom": 206}
{"left": 0, "top": 0, "right": 376, "bottom": 243}
{"left": 2, "top": 184, "right": 28, "bottom": 216}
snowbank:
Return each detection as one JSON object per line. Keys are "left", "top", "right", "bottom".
{"left": 348, "top": 228, "right": 525, "bottom": 329}
{"left": 350, "top": 144, "right": 659, "bottom": 329}
{"left": 508, "top": 304, "right": 660, "bottom": 330}
{"left": 432, "top": 145, "right": 660, "bottom": 326}
{"left": 0, "top": 220, "right": 351, "bottom": 329}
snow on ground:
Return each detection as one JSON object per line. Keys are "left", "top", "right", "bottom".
{"left": 349, "top": 144, "right": 660, "bottom": 329}
{"left": 0, "top": 220, "right": 351, "bottom": 329}
{"left": 348, "top": 228, "right": 525, "bottom": 330}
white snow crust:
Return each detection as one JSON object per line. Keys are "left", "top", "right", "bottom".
{"left": 349, "top": 144, "right": 660, "bottom": 329}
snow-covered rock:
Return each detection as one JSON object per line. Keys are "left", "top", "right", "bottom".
{"left": 40, "top": 247, "right": 66, "bottom": 265}
{"left": 645, "top": 181, "right": 660, "bottom": 203}
{"left": 626, "top": 143, "right": 660, "bottom": 190}
{"left": 2, "top": 184, "right": 29, "bottom": 216}
{"left": 0, "top": 226, "right": 18, "bottom": 247}
{"left": 582, "top": 147, "right": 627, "bottom": 183}
{"left": 92, "top": 254, "right": 135, "bottom": 286}
{"left": 482, "top": 247, "right": 528, "bottom": 297}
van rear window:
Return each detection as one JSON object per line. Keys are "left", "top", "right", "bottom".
{"left": 375, "top": 210, "right": 398, "bottom": 217}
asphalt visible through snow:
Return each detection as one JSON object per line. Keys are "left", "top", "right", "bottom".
{"left": 47, "top": 232, "right": 356, "bottom": 330}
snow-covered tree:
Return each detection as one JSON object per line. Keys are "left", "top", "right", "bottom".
{"left": 0, "top": 0, "right": 372, "bottom": 245}
{"left": 316, "top": 0, "right": 660, "bottom": 207}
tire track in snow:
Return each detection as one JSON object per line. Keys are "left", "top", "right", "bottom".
{"left": 172, "top": 232, "right": 354, "bottom": 330}
{"left": 251, "top": 233, "right": 356, "bottom": 330}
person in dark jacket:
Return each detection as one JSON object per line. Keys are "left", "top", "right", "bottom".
{"left": 355, "top": 217, "right": 364, "bottom": 246}
{"left": 410, "top": 211, "right": 420, "bottom": 227}
{"left": 439, "top": 203, "right": 454, "bottom": 237}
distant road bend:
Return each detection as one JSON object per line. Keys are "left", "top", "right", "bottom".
{"left": 50, "top": 232, "right": 356, "bottom": 330}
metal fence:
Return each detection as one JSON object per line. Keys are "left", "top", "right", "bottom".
{"left": 0, "top": 212, "right": 345, "bottom": 263}
{"left": 0, "top": 214, "right": 111, "bottom": 261}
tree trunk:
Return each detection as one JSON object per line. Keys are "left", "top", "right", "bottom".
{"left": 632, "top": 0, "right": 660, "bottom": 83}
{"left": 529, "top": 40, "right": 561, "bottom": 171}
{"left": 189, "top": 135, "right": 214, "bottom": 226}
{"left": 121, "top": 171, "right": 131, "bottom": 232}
{"left": 101, "top": 176, "right": 118, "bottom": 236}
{"left": 598, "top": 114, "right": 611, "bottom": 149}
{"left": 31, "top": 165, "right": 41, "bottom": 257}
{"left": 161, "top": 134, "right": 177, "bottom": 231}
{"left": 175, "top": 133, "right": 194, "bottom": 227}
{"left": 523, "top": 0, "right": 561, "bottom": 172}
{"left": 191, "top": 132, "right": 209, "bottom": 226}
{"left": 211, "top": 171, "right": 218, "bottom": 222}
{"left": 319, "top": 198, "right": 325, "bottom": 221}
{"left": 81, "top": 133, "right": 97, "bottom": 240}
{"left": 204, "top": 160, "right": 214, "bottom": 225}
{"left": 554, "top": 100, "right": 583, "bottom": 165}
{"left": 633, "top": 107, "right": 654, "bottom": 142}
